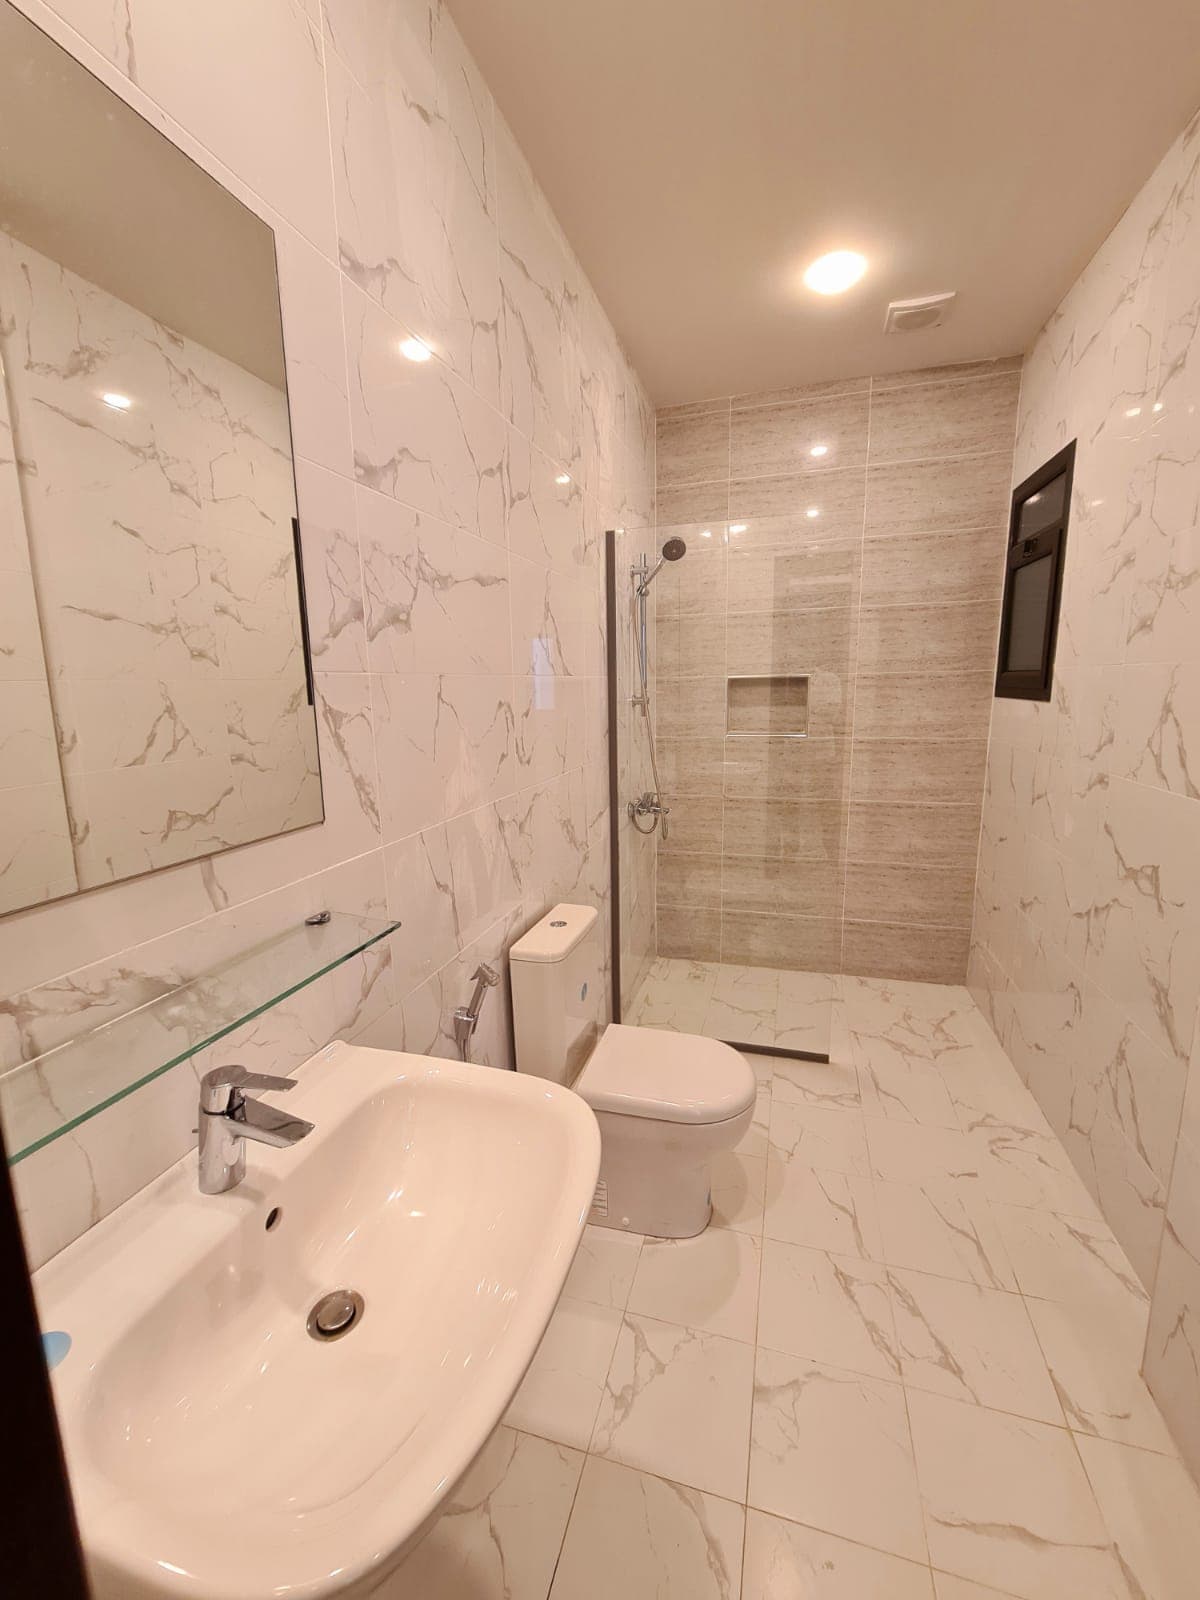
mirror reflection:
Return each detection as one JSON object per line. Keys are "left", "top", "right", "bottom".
{"left": 0, "top": 1, "right": 322, "bottom": 916}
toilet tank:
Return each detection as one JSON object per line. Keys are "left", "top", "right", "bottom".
{"left": 509, "top": 904, "right": 602, "bottom": 1085}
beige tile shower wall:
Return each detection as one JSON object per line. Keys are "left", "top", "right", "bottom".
{"left": 1, "top": 0, "right": 654, "bottom": 1269}
{"left": 654, "top": 362, "right": 1019, "bottom": 981}
{"left": 968, "top": 110, "right": 1200, "bottom": 1481}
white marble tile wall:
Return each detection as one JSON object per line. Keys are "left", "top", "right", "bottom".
{"left": 0, "top": 228, "right": 323, "bottom": 889}
{"left": 1, "top": 0, "right": 654, "bottom": 1269}
{"left": 968, "top": 108, "right": 1200, "bottom": 1483}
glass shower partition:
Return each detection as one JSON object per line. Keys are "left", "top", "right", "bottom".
{"left": 607, "top": 518, "right": 840, "bottom": 1062}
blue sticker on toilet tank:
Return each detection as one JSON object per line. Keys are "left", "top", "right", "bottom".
{"left": 42, "top": 1330, "right": 71, "bottom": 1370}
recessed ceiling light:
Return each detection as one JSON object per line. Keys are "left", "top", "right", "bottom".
{"left": 555, "top": 473, "right": 571, "bottom": 485}
{"left": 399, "top": 337, "right": 432, "bottom": 362}
{"left": 101, "top": 391, "right": 132, "bottom": 410}
{"left": 806, "top": 507, "right": 820, "bottom": 519}
{"left": 809, "top": 444, "right": 829, "bottom": 458}
{"left": 729, "top": 523, "right": 747, "bottom": 534}
{"left": 803, "top": 250, "right": 867, "bottom": 295}
{"left": 1124, "top": 405, "right": 1141, "bottom": 417}
{"left": 700, "top": 528, "right": 712, "bottom": 538}
{"left": 1153, "top": 401, "right": 1164, "bottom": 413}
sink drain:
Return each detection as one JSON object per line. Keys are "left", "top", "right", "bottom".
{"left": 306, "top": 1288, "right": 365, "bottom": 1342}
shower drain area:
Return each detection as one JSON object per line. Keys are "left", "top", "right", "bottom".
{"left": 306, "top": 1288, "right": 365, "bottom": 1342}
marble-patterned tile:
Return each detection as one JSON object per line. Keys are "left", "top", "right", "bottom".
{"left": 712, "top": 963, "right": 781, "bottom": 1004}
{"left": 627, "top": 1229, "right": 761, "bottom": 1343}
{"left": 888, "top": 1268, "right": 1062, "bottom": 1422}
{"left": 855, "top": 1040, "right": 962, "bottom": 1130}
{"left": 772, "top": 1056, "right": 861, "bottom": 1109}
{"left": 1143, "top": 1222, "right": 1200, "bottom": 1481}
{"left": 750, "top": 1348, "right": 926, "bottom": 1562}
{"left": 736, "top": 1087, "right": 773, "bottom": 1159}
{"left": 1023, "top": 1294, "right": 1176, "bottom": 1452}
{"left": 704, "top": 995, "right": 783, "bottom": 1050}
{"left": 375, "top": 1425, "right": 583, "bottom": 1599}
{"left": 932, "top": 1577, "right": 1023, "bottom": 1600}
{"left": 1075, "top": 1433, "right": 1200, "bottom": 1600}
{"left": 907, "top": 1390, "right": 1127, "bottom": 1600}
{"left": 757, "top": 1239, "right": 900, "bottom": 1379}
{"left": 876, "top": 1178, "right": 1017, "bottom": 1291}
{"left": 504, "top": 1296, "right": 624, "bottom": 1450}
{"left": 865, "top": 1122, "right": 982, "bottom": 1186}
{"left": 989, "top": 1205, "right": 1148, "bottom": 1315}
{"left": 344, "top": 283, "right": 505, "bottom": 544}
{"left": 591, "top": 1312, "right": 755, "bottom": 1501}
{"left": 563, "top": 1225, "right": 644, "bottom": 1310}
{"left": 763, "top": 1157, "right": 882, "bottom": 1260}
{"left": 742, "top": 1508, "right": 935, "bottom": 1600}
{"left": 711, "top": 1150, "right": 767, "bottom": 1235}
{"left": 550, "top": 1456, "right": 744, "bottom": 1600}
{"left": 768, "top": 1100, "right": 870, "bottom": 1176}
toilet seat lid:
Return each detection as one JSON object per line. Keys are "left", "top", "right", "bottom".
{"left": 578, "top": 1025, "right": 756, "bottom": 1125}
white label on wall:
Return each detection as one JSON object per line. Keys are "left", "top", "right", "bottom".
{"left": 591, "top": 1179, "right": 609, "bottom": 1218}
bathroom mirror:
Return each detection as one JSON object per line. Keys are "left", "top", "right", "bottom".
{"left": 0, "top": 0, "right": 322, "bottom": 916}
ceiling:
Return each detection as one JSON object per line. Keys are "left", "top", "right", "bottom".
{"left": 0, "top": 2, "right": 284, "bottom": 389}
{"left": 449, "top": 0, "right": 1200, "bottom": 404}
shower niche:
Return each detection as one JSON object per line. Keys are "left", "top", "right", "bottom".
{"left": 725, "top": 674, "right": 809, "bottom": 738}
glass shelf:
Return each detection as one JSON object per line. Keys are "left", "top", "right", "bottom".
{"left": 1, "top": 912, "right": 399, "bottom": 1165}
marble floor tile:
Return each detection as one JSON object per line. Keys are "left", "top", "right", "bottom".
{"left": 757, "top": 1239, "right": 900, "bottom": 1379}
{"left": 769, "top": 1099, "right": 871, "bottom": 1175}
{"left": 772, "top": 1055, "right": 862, "bottom": 1109}
{"left": 888, "top": 1267, "right": 1062, "bottom": 1423}
{"left": 763, "top": 1160, "right": 883, "bottom": 1260}
{"left": 704, "top": 995, "right": 781, "bottom": 1048}
{"left": 711, "top": 1150, "right": 767, "bottom": 1234}
{"left": 856, "top": 1040, "right": 962, "bottom": 1129}
{"left": 563, "top": 1226, "right": 644, "bottom": 1310}
{"left": 1023, "top": 1294, "right": 1176, "bottom": 1452}
{"left": 591, "top": 1312, "right": 755, "bottom": 1501}
{"left": 504, "top": 1296, "right": 624, "bottom": 1449}
{"left": 737, "top": 1086, "right": 772, "bottom": 1159}
{"left": 907, "top": 1389, "right": 1128, "bottom": 1599}
{"left": 989, "top": 1205, "right": 1148, "bottom": 1315}
{"left": 627, "top": 1229, "right": 761, "bottom": 1343}
{"left": 750, "top": 1348, "right": 927, "bottom": 1562}
{"left": 866, "top": 1121, "right": 983, "bottom": 1185}
{"left": 742, "top": 1509, "right": 935, "bottom": 1599}
{"left": 376, "top": 1425, "right": 583, "bottom": 1599}
{"left": 713, "top": 963, "right": 781, "bottom": 1003}
{"left": 932, "top": 1577, "right": 1023, "bottom": 1600}
{"left": 1075, "top": 1434, "right": 1200, "bottom": 1600}
{"left": 549, "top": 1456, "right": 745, "bottom": 1600}
{"left": 876, "top": 1178, "right": 1017, "bottom": 1290}
{"left": 973, "top": 1124, "right": 1104, "bottom": 1217}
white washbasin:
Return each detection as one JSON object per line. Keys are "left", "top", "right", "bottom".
{"left": 34, "top": 1040, "right": 600, "bottom": 1599}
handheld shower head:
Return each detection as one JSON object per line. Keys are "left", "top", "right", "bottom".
{"left": 635, "top": 537, "right": 688, "bottom": 594}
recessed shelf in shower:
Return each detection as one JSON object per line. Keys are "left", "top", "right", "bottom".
{"left": 726, "top": 674, "right": 809, "bottom": 737}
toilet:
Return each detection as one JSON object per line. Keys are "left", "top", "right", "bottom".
{"left": 509, "top": 903, "right": 756, "bottom": 1238}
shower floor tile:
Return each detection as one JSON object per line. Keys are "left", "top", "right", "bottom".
{"left": 377, "top": 974, "right": 1200, "bottom": 1600}
{"left": 628, "top": 957, "right": 835, "bottom": 1054}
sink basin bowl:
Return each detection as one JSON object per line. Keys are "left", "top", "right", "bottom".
{"left": 34, "top": 1041, "right": 600, "bottom": 1599}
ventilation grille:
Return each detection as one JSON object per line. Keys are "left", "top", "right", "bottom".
{"left": 884, "top": 291, "right": 957, "bottom": 333}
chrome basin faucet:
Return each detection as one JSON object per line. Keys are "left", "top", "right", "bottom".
{"left": 198, "top": 1065, "right": 315, "bottom": 1194}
